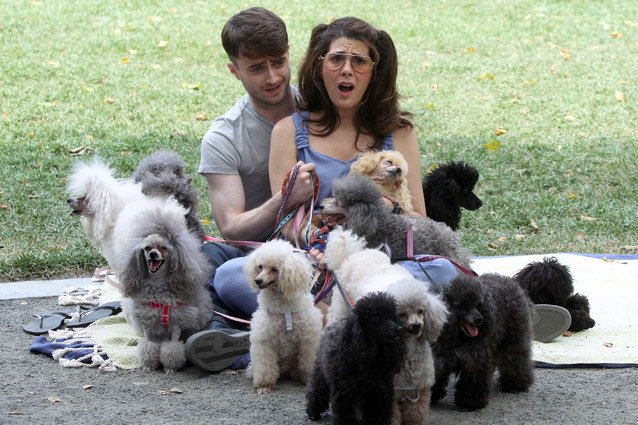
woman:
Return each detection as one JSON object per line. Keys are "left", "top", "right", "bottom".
{"left": 269, "top": 17, "right": 427, "bottom": 228}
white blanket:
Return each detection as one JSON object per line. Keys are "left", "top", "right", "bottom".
{"left": 472, "top": 253, "right": 638, "bottom": 366}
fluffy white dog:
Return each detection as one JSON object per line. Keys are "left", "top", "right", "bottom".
{"left": 66, "top": 160, "right": 145, "bottom": 270}
{"left": 323, "top": 227, "right": 415, "bottom": 324}
{"left": 244, "top": 240, "right": 323, "bottom": 394}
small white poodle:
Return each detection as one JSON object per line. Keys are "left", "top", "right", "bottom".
{"left": 67, "top": 159, "right": 145, "bottom": 271}
{"left": 386, "top": 280, "right": 448, "bottom": 425}
{"left": 323, "top": 227, "right": 415, "bottom": 325}
{"left": 243, "top": 240, "right": 323, "bottom": 394}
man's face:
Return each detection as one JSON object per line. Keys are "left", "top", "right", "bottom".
{"left": 228, "top": 50, "right": 291, "bottom": 108}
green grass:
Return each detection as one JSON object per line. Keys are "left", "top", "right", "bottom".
{"left": 1, "top": 0, "right": 636, "bottom": 281}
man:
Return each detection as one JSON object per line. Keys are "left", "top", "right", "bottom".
{"left": 185, "top": 7, "right": 314, "bottom": 372}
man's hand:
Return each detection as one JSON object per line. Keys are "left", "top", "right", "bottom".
{"left": 285, "top": 161, "right": 317, "bottom": 208}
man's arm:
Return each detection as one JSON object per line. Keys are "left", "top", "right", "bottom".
{"left": 206, "top": 169, "right": 315, "bottom": 243}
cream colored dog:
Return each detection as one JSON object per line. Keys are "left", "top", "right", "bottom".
{"left": 244, "top": 240, "right": 323, "bottom": 394}
{"left": 349, "top": 150, "right": 413, "bottom": 214}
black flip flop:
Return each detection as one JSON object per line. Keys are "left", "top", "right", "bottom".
{"left": 65, "top": 301, "right": 122, "bottom": 328}
{"left": 22, "top": 306, "right": 90, "bottom": 335}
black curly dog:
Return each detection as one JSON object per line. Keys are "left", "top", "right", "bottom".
{"left": 432, "top": 273, "right": 534, "bottom": 410}
{"left": 514, "top": 256, "right": 595, "bottom": 332}
{"left": 422, "top": 161, "right": 482, "bottom": 230}
{"left": 306, "top": 292, "right": 405, "bottom": 425}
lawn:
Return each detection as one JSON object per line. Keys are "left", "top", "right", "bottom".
{"left": 0, "top": 0, "right": 636, "bottom": 281}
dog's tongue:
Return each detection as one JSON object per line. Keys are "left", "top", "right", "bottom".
{"left": 149, "top": 260, "right": 162, "bottom": 272}
{"left": 463, "top": 320, "right": 479, "bottom": 337}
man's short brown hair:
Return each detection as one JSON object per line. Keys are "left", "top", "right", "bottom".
{"left": 221, "top": 7, "right": 289, "bottom": 63}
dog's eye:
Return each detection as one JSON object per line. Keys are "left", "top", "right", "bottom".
{"left": 384, "top": 160, "right": 393, "bottom": 166}
{"left": 258, "top": 265, "right": 263, "bottom": 270}
{"left": 271, "top": 267, "right": 278, "bottom": 273}
{"left": 417, "top": 309, "right": 424, "bottom": 315}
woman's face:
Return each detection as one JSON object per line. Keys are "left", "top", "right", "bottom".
{"left": 320, "top": 37, "right": 373, "bottom": 114}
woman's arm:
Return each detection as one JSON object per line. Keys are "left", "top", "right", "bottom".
{"left": 393, "top": 125, "right": 427, "bottom": 217}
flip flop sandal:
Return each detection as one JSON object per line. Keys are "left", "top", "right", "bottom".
{"left": 22, "top": 306, "right": 93, "bottom": 335}
{"left": 65, "top": 301, "right": 122, "bottom": 328}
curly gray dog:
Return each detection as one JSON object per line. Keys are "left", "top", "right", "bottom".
{"left": 133, "top": 150, "right": 205, "bottom": 241}
{"left": 328, "top": 173, "right": 472, "bottom": 268}
{"left": 117, "top": 198, "right": 213, "bottom": 373}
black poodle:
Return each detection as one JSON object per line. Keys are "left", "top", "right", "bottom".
{"left": 514, "top": 257, "right": 595, "bottom": 332}
{"left": 431, "top": 273, "right": 534, "bottom": 411}
{"left": 306, "top": 292, "right": 405, "bottom": 425}
{"left": 133, "top": 150, "right": 205, "bottom": 241}
{"left": 422, "top": 161, "right": 482, "bottom": 230}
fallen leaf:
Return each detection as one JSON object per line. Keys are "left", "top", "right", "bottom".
{"left": 563, "top": 330, "right": 572, "bottom": 337}
{"left": 121, "top": 57, "right": 129, "bottom": 64}
{"left": 580, "top": 216, "right": 596, "bottom": 221}
{"left": 195, "top": 113, "right": 208, "bottom": 121}
{"left": 69, "top": 146, "right": 95, "bottom": 156}
{"left": 611, "top": 32, "right": 624, "bottom": 38}
{"left": 620, "top": 245, "right": 638, "bottom": 250}
{"left": 530, "top": 219, "right": 538, "bottom": 229}
{"left": 485, "top": 140, "right": 501, "bottom": 151}
{"left": 82, "top": 385, "right": 93, "bottom": 390}
{"left": 8, "top": 412, "right": 22, "bottom": 416}
{"left": 158, "top": 40, "right": 169, "bottom": 48}
{"left": 0, "top": 204, "right": 8, "bottom": 209}
{"left": 183, "top": 82, "right": 202, "bottom": 90}
{"left": 158, "top": 390, "right": 169, "bottom": 395}
{"left": 48, "top": 397, "right": 61, "bottom": 403}
{"left": 201, "top": 219, "right": 210, "bottom": 225}
{"left": 615, "top": 91, "right": 626, "bottom": 103}
{"left": 493, "top": 127, "right": 507, "bottom": 135}
{"left": 104, "top": 97, "right": 115, "bottom": 103}
{"left": 523, "top": 81, "right": 536, "bottom": 86}
{"left": 170, "top": 387, "right": 183, "bottom": 394}
{"left": 567, "top": 193, "right": 578, "bottom": 199}
{"left": 603, "top": 342, "right": 614, "bottom": 348}
{"left": 148, "top": 16, "right": 164, "bottom": 22}
{"left": 488, "top": 243, "right": 498, "bottom": 250}
{"left": 564, "top": 114, "right": 577, "bottom": 121}
{"left": 47, "top": 60, "right": 60, "bottom": 67}
{"left": 479, "top": 73, "right": 495, "bottom": 80}
{"left": 498, "top": 236, "right": 507, "bottom": 242}
{"left": 515, "top": 234, "right": 526, "bottom": 240}
{"left": 26, "top": 195, "right": 40, "bottom": 199}
{"left": 577, "top": 233, "right": 586, "bottom": 239}
{"left": 466, "top": 47, "right": 476, "bottom": 53}
{"left": 560, "top": 48, "right": 570, "bottom": 60}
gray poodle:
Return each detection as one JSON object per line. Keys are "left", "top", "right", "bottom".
{"left": 133, "top": 150, "right": 205, "bottom": 241}
{"left": 328, "top": 174, "right": 472, "bottom": 268}
{"left": 431, "top": 272, "right": 534, "bottom": 410}
{"left": 117, "top": 198, "right": 213, "bottom": 373}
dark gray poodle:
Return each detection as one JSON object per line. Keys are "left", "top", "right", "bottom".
{"left": 133, "top": 150, "right": 205, "bottom": 241}
{"left": 422, "top": 161, "right": 482, "bottom": 230}
{"left": 431, "top": 272, "right": 534, "bottom": 410}
{"left": 306, "top": 292, "right": 405, "bottom": 425}
{"left": 514, "top": 257, "right": 595, "bottom": 332}
{"left": 117, "top": 199, "right": 213, "bottom": 373}
{"left": 329, "top": 173, "right": 472, "bottom": 268}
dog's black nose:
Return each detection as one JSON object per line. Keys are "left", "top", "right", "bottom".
{"left": 409, "top": 323, "right": 422, "bottom": 333}
{"left": 255, "top": 278, "right": 263, "bottom": 287}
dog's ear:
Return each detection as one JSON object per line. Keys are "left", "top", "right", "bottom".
{"left": 346, "top": 203, "right": 381, "bottom": 242}
{"left": 278, "top": 252, "right": 312, "bottom": 296}
{"left": 118, "top": 242, "right": 147, "bottom": 297}
{"left": 422, "top": 294, "right": 450, "bottom": 342}
{"left": 242, "top": 250, "right": 260, "bottom": 290}
{"left": 349, "top": 151, "right": 378, "bottom": 175}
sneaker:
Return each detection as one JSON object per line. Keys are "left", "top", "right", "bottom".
{"left": 532, "top": 304, "right": 572, "bottom": 343}
{"left": 185, "top": 330, "right": 250, "bottom": 372}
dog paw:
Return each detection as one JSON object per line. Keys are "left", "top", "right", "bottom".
{"left": 257, "top": 387, "right": 273, "bottom": 395}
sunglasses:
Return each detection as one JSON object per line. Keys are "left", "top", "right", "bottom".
{"left": 320, "top": 53, "right": 375, "bottom": 73}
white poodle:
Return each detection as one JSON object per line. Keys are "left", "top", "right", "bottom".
{"left": 244, "top": 240, "right": 323, "bottom": 394}
{"left": 66, "top": 159, "right": 145, "bottom": 270}
{"left": 323, "top": 226, "right": 415, "bottom": 325}
{"left": 386, "top": 280, "right": 448, "bottom": 425}
{"left": 116, "top": 197, "right": 213, "bottom": 373}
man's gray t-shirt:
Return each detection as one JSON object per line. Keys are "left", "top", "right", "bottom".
{"left": 199, "top": 94, "right": 274, "bottom": 211}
